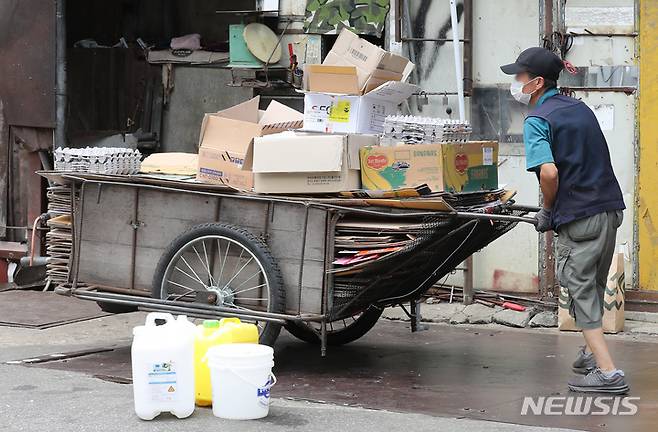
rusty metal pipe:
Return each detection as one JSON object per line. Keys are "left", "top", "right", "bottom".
{"left": 73, "top": 290, "right": 317, "bottom": 322}
{"left": 454, "top": 211, "right": 537, "bottom": 225}
{"left": 463, "top": 0, "right": 473, "bottom": 95}
{"left": 55, "top": 0, "right": 67, "bottom": 148}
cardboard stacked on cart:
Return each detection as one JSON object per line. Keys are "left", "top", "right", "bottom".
{"left": 197, "top": 97, "right": 304, "bottom": 189}
{"left": 230, "top": 32, "right": 418, "bottom": 194}
{"left": 45, "top": 185, "right": 75, "bottom": 285}
{"left": 302, "top": 29, "right": 417, "bottom": 135}
{"left": 243, "top": 131, "right": 377, "bottom": 194}
{"left": 195, "top": 29, "right": 499, "bottom": 197}
{"left": 360, "top": 141, "right": 499, "bottom": 193}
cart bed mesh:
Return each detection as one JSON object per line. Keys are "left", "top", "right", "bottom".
{"left": 329, "top": 210, "right": 523, "bottom": 320}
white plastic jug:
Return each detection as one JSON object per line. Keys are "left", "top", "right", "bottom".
{"left": 206, "top": 343, "right": 276, "bottom": 420}
{"left": 131, "top": 312, "right": 196, "bottom": 420}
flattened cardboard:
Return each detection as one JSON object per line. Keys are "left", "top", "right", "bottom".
{"left": 140, "top": 153, "right": 198, "bottom": 176}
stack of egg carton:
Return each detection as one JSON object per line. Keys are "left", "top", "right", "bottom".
{"left": 381, "top": 115, "right": 472, "bottom": 146}
{"left": 54, "top": 147, "right": 141, "bottom": 175}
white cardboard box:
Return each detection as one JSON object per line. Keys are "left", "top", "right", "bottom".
{"left": 244, "top": 132, "right": 378, "bottom": 193}
{"left": 303, "top": 81, "right": 417, "bottom": 134}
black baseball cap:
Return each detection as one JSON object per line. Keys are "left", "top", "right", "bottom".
{"left": 500, "top": 47, "right": 564, "bottom": 81}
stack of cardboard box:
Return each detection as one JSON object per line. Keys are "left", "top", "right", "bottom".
{"left": 196, "top": 28, "right": 499, "bottom": 195}
{"left": 302, "top": 28, "right": 416, "bottom": 135}
{"left": 197, "top": 97, "right": 303, "bottom": 189}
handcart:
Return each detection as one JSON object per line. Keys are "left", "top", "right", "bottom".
{"left": 40, "top": 172, "right": 537, "bottom": 355}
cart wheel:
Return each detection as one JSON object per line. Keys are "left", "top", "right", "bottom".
{"left": 152, "top": 223, "right": 286, "bottom": 347}
{"left": 96, "top": 301, "right": 138, "bottom": 314}
{"left": 285, "top": 306, "right": 382, "bottom": 346}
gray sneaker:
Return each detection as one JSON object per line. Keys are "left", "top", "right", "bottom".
{"left": 572, "top": 345, "right": 596, "bottom": 375}
{"left": 568, "top": 368, "right": 629, "bottom": 394}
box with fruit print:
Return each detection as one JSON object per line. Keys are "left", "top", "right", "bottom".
{"left": 359, "top": 141, "right": 498, "bottom": 193}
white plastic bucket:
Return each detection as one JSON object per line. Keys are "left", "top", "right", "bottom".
{"left": 206, "top": 343, "right": 276, "bottom": 420}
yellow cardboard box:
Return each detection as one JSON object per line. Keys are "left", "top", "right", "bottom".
{"left": 360, "top": 141, "right": 498, "bottom": 192}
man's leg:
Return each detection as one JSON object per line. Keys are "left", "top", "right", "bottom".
{"left": 559, "top": 218, "right": 602, "bottom": 376}
{"left": 582, "top": 327, "right": 615, "bottom": 371}
{"left": 566, "top": 211, "right": 628, "bottom": 394}
{"left": 583, "top": 209, "right": 621, "bottom": 372}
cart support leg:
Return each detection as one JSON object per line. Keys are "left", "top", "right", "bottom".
{"left": 463, "top": 255, "right": 474, "bottom": 305}
{"left": 320, "top": 319, "right": 327, "bottom": 357}
{"left": 410, "top": 299, "right": 428, "bottom": 332}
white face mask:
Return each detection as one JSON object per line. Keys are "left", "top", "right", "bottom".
{"left": 510, "top": 77, "right": 540, "bottom": 105}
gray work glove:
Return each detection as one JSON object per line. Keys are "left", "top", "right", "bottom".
{"left": 535, "top": 208, "right": 553, "bottom": 232}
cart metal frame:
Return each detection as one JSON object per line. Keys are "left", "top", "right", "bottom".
{"left": 48, "top": 173, "right": 535, "bottom": 355}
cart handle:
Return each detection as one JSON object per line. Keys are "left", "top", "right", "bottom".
{"left": 454, "top": 211, "right": 538, "bottom": 226}
{"left": 508, "top": 204, "right": 542, "bottom": 213}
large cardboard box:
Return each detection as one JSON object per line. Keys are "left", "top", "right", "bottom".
{"left": 558, "top": 251, "right": 625, "bottom": 333}
{"left": 303, "top": 81, "right": 417, "bottom": 134}
{"left": 323, "top": 28, "right": 414, "bottom": 93}
{"left": 244, "top": 132, "right": 377, "bottom": 194}
{"left": 197, "top": 97, "right": 303, "bottom": 188}
{"left": 360, "top": 141, "right": 499, "bottom": 193}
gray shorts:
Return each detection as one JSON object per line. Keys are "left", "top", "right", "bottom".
{"left": 556, "top": 210, "right": 623, "bottom": 330}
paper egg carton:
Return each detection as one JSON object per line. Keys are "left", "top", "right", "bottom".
{"left": 54, "top": 147, "right": 142, "bottom": 175}
{"left": 381, "top": 115, "right": 472, "bottom": 146}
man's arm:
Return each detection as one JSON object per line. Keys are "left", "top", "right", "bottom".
{"left": 539, "top": 162, "right": 559, "bottom": 209}
{"left": 523, "top": 117, "right": 557, "bottom": 232}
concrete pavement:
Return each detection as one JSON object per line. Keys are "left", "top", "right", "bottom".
{"left": 0, "top": 312, "right": 584, "bottom": 432}
{"left": 0, "top": 364, "right": 579, "bottom": 432}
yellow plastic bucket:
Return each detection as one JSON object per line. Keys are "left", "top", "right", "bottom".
{"left": 194, "top": 317, "right": 258, "bottom": 406}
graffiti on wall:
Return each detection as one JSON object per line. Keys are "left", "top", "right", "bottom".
{"left": 409, "top": 0, "right": 463, "bottom": 82}
{"left": 304, "top": 0, "right": 390, "bottom": 37}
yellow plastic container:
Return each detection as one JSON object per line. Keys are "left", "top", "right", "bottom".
{"left": 194, "top": 317, "right": 259, "bottom": 406}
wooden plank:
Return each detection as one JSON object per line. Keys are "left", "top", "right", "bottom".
{"left": 78, "top": 240, "right": 132, "bottom": 288}
{"left": 80, "top": 185, "right": 133, "bottom": 245}
{"left": 137, "top": 189, "right": 216, "bottom": 249}
{"left": 218, "top": 197, "right": 269, "bottom": 232}
{"left": 268, "top": 228, "right": 324, "bottom": 261}
{"left": 134, "top": 245, "right": 166, "bottom": 292}
{"left": 278, "top": 259, "right": 325, "bottom": 315}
